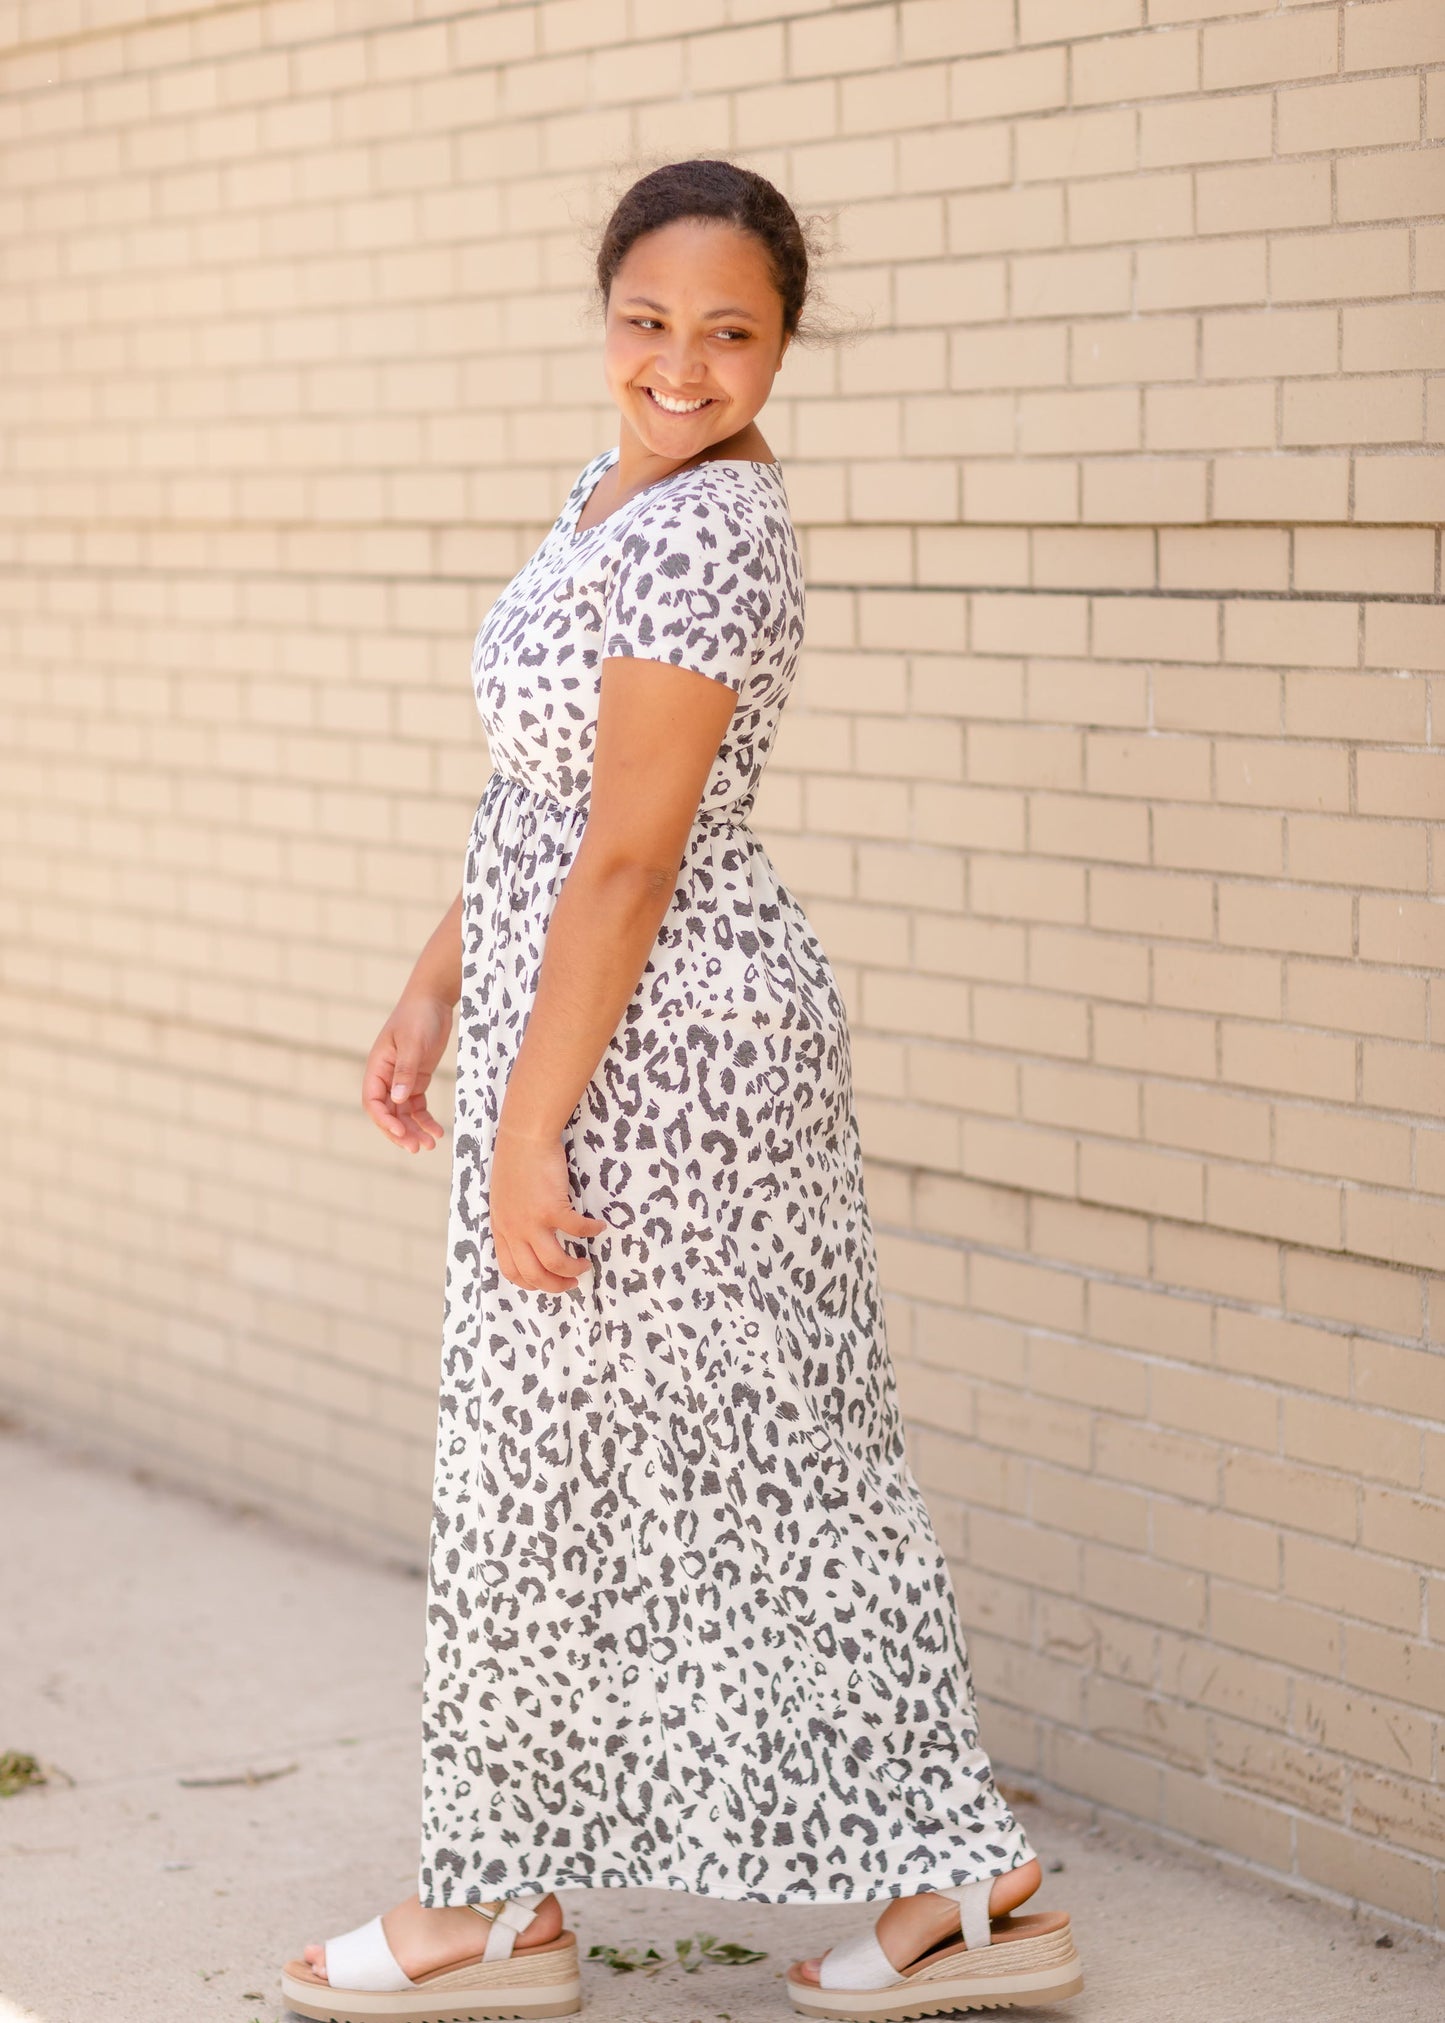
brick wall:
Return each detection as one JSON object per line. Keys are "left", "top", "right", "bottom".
{"left": 1, "top": 0, "right": 1442, "bottom": 1937}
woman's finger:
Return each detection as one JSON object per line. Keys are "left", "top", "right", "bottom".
{"left": 494, "top": 1230, "right": 523, "bottom": 1288}
{"left": 364, "top": 1092, "right": 409, "bottom": 1142}
{"left": 530, "top": 1227, "right": 596, "bottom": 1282}
{"left": 361, "top": 1041, "right": 396, "bottom": 1101}
{"left": 390, "top": 1052, "right": 421, "bottom": 1105}
{"left": 396, "top": 1096, "right": 444, "bottom": 1149}
{"left": 504, "top": 1234, "right": 587, "bottom": 1293}
{"left": 498, "top": 1232, "right": 564, "bottom": 1293}
{"left": 361, "top": 1044, "right": 408, "bottom": 1140}
{"left": 557, "top": 1204, "right": 609, "bottom": 1235}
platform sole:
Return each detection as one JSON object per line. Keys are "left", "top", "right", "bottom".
{"left": 787, "top": 1971, "right": 1083, "bottom": 2019}
{"left": 785, "top": 1923, "right": 1083, "bottom": 2020}
{"left": 280, "top": 1982, "right": 582, "bottom": 2023}
{"left": 281, "top": 1941, "right": 583, "bottom": 2023}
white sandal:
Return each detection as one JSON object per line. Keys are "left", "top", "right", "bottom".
{"left": 280, "top": 1896, "right": 582, "bottom": 2022}
{"left": 784, "top": 1875, "right": 1082, "bottom": 2020}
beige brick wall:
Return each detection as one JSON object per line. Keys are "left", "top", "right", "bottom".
{"left": 1, "top": 0, "right": 1442, "bottom": 1936}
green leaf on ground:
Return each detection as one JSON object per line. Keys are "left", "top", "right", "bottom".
{"left": 0, "top": 1751, "right": 47, "bottom": 1796}
{"left": 588, "top": 1932, "right": 766, "bottom": 1977}
{"left": 585, "top": 1941, "right": 668, "bottom": 1975}
{"left": 683, "top": 1932, "right": 767, "bottom": 1969}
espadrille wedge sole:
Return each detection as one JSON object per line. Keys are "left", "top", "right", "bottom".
{"left": 280, "top": 1897, "right": 582, "bottom": 2023}
{"left": 785, "top": 1880, "right": 1082, "bottom": 2023}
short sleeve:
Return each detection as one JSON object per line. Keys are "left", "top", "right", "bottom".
{"left": 603, "top": 476, "right": 788, "bottom": 695}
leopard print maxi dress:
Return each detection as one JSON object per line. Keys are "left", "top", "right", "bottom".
{"left": 417, "top": 447, "right": 1036, "bottom": 1908}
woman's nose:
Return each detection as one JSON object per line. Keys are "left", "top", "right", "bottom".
{"left": 655, "top": 342, "right": 706, "bottom": 389}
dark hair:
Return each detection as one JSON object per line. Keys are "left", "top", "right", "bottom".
{"left": 595, "top": 159, "right": 814, "bottom": 340}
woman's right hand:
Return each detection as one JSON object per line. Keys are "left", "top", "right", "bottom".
{"left": 362, "top": 992, "right": 452, "bottom": 1154}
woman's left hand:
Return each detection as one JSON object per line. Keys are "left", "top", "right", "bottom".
{"left": 490, "top": 1120, "right": 610, "bottom": 1293}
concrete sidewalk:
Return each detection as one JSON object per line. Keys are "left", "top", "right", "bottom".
{"left": 0, "top": 1412, "right": 1438, "bottom": 2023}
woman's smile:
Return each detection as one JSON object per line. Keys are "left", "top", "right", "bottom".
{"left": 642, "top": 385, "right": 715, "bottom": 414}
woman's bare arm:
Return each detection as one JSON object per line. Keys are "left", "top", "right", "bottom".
{"left": 495, "top": 655, "right": 739, "bottom": 1149}
{"left": 400, "top": 887, "right": 464, "bottom": 1013}
{"left": 359, "top": 887, "right": 464, "bottom": 1154}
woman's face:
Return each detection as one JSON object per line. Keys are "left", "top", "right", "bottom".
{"left": 603, "top": 216, "right": 791, "bottom": 461}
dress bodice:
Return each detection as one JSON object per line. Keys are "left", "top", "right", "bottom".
{"left": 470, "top": 448, "right": 804, "bottom": 826}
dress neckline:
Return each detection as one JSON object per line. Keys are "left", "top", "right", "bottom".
{"left": 568, "top": 448, "right": 782, "bottom": 543}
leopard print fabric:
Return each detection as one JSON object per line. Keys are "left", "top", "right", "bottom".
{"left": 417, "top": 447, "right": 1036, "bottom": 1906}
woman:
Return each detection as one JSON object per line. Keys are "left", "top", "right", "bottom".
{"left": 280, "top": 159, "right": 1080, "bottom": 2023}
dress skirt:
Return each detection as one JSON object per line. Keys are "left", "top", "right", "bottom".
{"left": 416, "top": 777, "right": 1037, "bottom": 1906}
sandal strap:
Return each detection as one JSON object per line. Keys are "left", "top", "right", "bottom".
{"left": 466, "top": 1896, "right": 540, "bottom": 1962}
{"left": 937, "top": 1876, "right": 993, "bottom": 1951}
{"left": 817, "top": 1926, "right": 896, "bottom": 1991}
{"left": 323, "top": 1913, "right": 417, "bottom": 1992}
{"left": 817, "top": 1877, "right": 995, "bottom": 1993}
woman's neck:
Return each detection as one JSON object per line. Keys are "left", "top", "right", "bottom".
{"left": 611, "top": 418, "right": 773, "bottom": 496}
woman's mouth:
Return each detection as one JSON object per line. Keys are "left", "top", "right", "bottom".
{"left": 643, "top": 386, "right": 715, "bottom": 415}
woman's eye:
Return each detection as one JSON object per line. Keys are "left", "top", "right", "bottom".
{"left": 627, "top": 317, "right": 749, "bottom": 340}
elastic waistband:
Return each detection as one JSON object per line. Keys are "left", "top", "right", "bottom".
{"left": 482, "top": 768, "right": 750, "bottom": 830}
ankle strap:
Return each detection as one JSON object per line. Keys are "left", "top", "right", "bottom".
{"left": 465, "top": 1897, "right": 539, "bottom": 1960}
{"left": 936, "top": 1876, "right": 992, "bottom": 1951}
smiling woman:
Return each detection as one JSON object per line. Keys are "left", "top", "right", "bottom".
{"left": 281, "top": 158, "right": 1079, "bottom": 2023}
{"left": 580, "top": 176, "right": 803, "bottom": 530}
